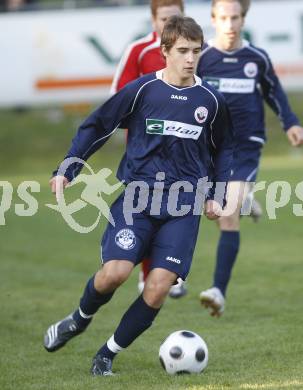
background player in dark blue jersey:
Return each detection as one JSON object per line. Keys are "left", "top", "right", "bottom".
{"left": 197, "top": 0, "right": 303, "bottom": 317}
{"left": 43, "top": 15, "right": 234, "bottom": 376}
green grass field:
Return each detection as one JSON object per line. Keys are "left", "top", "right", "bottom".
{"left": 1, "top": 94, "right": 303, "bottom": 390}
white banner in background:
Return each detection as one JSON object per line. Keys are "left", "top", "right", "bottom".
{"left": 0, "top": 0, "right": 302, "bottom": 107}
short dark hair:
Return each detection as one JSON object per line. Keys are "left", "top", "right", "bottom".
{"left": 150, "top": 0, "right": 184, "bottom": 18}
{"left": 161, "top": 15, "right": 204, "bottom": 52}
{"left": 211, "top": 0, "right": 251, "bottom": 17}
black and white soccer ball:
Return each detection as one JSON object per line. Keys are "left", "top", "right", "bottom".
{"left": 159, "top": 330, "right": 208, "bottom": 375}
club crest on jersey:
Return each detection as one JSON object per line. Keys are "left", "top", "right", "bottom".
{"left": 194, "top": 107, "right": 208, "bottom": 124}
{"left": 115, "top": 228, "right": 136, "bottom": 250}
{"left": 244, "top": 62, "right": 258, "bottom": 78}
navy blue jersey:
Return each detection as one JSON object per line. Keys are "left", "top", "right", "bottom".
{"left": 197, "top": 40, "right": 300, "bottom": 142}
{"left": 56, "top": 70, "right": 233, "bottom": 195}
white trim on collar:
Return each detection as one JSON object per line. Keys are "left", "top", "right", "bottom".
{"left": 156, "top": 69, "right": 202, "bottom": 90}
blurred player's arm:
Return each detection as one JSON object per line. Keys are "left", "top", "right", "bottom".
{"left": 259, "top": 50, "right": 303, "bottom": 146}
{"left": 110, "top": 44, "right": 141, "bottom": 94}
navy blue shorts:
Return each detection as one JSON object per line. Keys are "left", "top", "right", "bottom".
{"left": 101, "top": 192, "right": 201, "bottom": 281}
{"left": 230, "top": 139, "right": 263, "bottom": 182}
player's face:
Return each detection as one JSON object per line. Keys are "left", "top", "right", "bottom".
{"left": 152, "top": 5, "right": 183, "bottom": 36}
{"left": 162, "top": 36, "right": 202, "bottom": 86}
{"left": 211, "top": 1, "right": 244, "bottom": 50}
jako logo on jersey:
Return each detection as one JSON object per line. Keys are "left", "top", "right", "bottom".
{"left": 244, "top": 62, "right": 258, "bottom": 78}
{"left": 171, "top": 94, "right": 188, "bottom": 101}
{"left": 223, "top": 57, "right": 238, "bottom": 63}
{"left": 194, "top": 106, "right": 208, "bottom": 124}
{"left": 166, "top": 256, "right": 181, "bottom": 264}
{"left": 146, "top": 119, "right": 202, "bottom": 140}
{"left": 115, "top": 228, "right": 136, "bottom": 250}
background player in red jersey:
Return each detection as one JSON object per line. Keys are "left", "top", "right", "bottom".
{"left": 111, "top": 0, "right": 187, "bottom": 299}
{"left": 111, "top": 0, "right": 184, "bottom": 95}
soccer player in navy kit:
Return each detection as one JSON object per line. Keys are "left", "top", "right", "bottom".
{"left": 111, "top": 0, "right": 187, "bottom": 299}
{"left": 197, "top": 0, "right": 303, "bottom": 317}
{"left": 43, "top": 16, "right": 233, "bottom": 376}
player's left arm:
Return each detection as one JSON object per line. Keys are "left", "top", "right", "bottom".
{"left": 204, "top": 199, "right": 223, "bottom": 220}
{"left": 260, "top": 50, "right": 303, "bottom": 146}
{"left": 206, "top": 94, "right": 234, "bottom": 217}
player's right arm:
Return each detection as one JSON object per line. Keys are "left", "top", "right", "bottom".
{"left": 51, "top": 78, "right": 147, "bottom": 188}
{"left": 49, "top": 175, "right": 69, "bottom": 200}
{"left": 49, "top": 175, "right": 69, "bottom": 193}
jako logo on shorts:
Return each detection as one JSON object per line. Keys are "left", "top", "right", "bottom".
{"left": 115, "top": 228, "right": 136, "bottom": 250}
{"left": 166, "top": 256, "right": 181, "bottom": 264}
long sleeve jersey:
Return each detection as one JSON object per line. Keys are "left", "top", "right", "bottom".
{"left": 197, "top": 40, "right": 299, "bottom": 142}
{"left": 56, "top": 70, "right": 234, "bottom": 199}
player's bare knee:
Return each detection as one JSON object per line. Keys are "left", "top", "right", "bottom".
{"left": 105, "top": 270, "right": 128, "bottom": 289}
{"left": 143, "top": 292, "right": 166, "bottom": 308}
{"left": 143, "top": 280, "right": 170, "bottom": 308}
{"left": 94, "top": 267, "right": 129, "bottom": 292}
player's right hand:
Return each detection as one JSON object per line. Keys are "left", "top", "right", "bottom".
{"left": 49, "top": 175, "right": 69, "bottom": 200}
